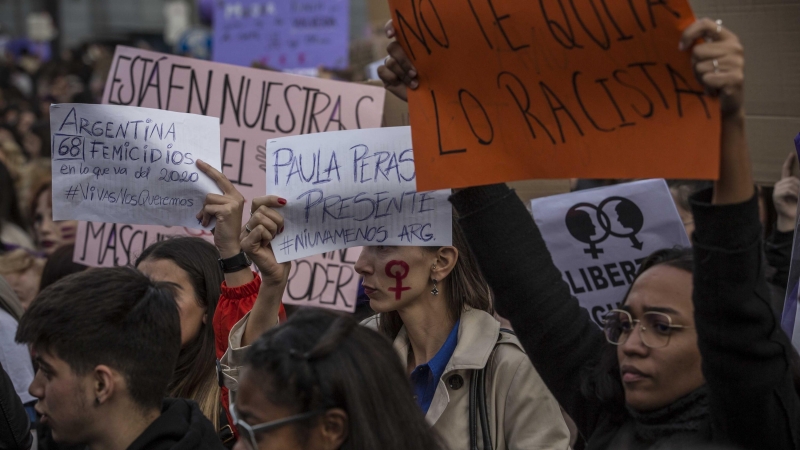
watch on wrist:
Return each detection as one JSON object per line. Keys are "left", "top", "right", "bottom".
{"left": 218, "top": 251, "right": 252, "bottom": 273}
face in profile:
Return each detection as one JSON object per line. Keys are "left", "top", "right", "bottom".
{"left": 29, "top": 351, "right": 95, "bottom": 445}
{"left": 354, "top": 245, "right": 439, "bottom": 313}
{"left": 34, "top": 188, "right": 77, "bottom": 255}
{"left": 617, "top": 265, "right": 704, "bottom": 411}
{"left": 614, "top": 200, "right": 644, "bottom": 232}
{"left": 136, "top": 258, "right": 207, "bottom": 347}
{"left": 565, "top": 208, "right": 597, "bottom": 243}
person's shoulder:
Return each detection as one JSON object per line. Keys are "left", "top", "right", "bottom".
{"left": 360, "top": 314, "right": 379, "bottom": 330}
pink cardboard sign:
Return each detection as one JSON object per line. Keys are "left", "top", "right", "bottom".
{"left": 75, "top": 46, "right": 385, "bottom": 267}
{"left": 282, "top": 247, "right": 362, "bottom": 312}
{"left": 73, "top": 222, "right": 214, "bottom": 267}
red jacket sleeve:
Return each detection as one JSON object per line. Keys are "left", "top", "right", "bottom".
{"left": 213, "top": 271, "right": 287, "bottom": 359}
{"left": 214, "top": 271, "right": 286, "bottom": 439}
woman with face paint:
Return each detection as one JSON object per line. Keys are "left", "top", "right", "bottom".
{"left": 218, "top": 196, "right": 573, "bottom": 450}
{"left": 397, "top": 20, "right": 799, "bottom": 450}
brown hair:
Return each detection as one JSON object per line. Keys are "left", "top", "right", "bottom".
{"left": 378, "top": 214, "right": 493, "bottom": 338}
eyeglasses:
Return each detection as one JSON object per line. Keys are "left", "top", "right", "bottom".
{"left": 229, "top": 403, "right": 327, "bottom": 449}
{"left": 602, "top": 309, "right": 693, "bottom": 349}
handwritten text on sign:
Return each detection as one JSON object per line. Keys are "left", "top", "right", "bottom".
{"left": 267, "top": 126, "right": 452, "bottom": 263}
{"left": 74, "top": 46, "right": 386, "bottom": 267}
{"left": 530, "top": 179, "right": 689, "bottom": 326}
{"left": 72, "top": 222, "right": 214, "bottom": 268}
{"left": 390, "top": 0, "right": 720, "bottom": 191}
{"left": 283, "top": 247, "right": 362, "bottom": 312}
{"left": 213, "top": 0, "right": 349, "bottom": 70}
{"left": 51, "top": 104, "right": 221, "bottom": 228}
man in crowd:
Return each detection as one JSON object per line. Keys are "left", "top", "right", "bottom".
{"left": 15, "top": 267, "right": 224, "bottom": 450}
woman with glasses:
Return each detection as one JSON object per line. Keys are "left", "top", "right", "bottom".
{"left": 440, "top": 19, "right": 800, "bottom": 450}
{"left": 229, "top": 307, "right": 443, "bottom": 450}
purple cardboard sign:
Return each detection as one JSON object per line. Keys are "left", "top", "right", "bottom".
{"left": 212, "top": 0, "right": 349, "bottom": 70}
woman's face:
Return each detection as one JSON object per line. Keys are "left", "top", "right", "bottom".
{"left": 34, "top": 188, "right": 77, "bottom": 255}
{"left": 618, "top": 265, "right": 705, "bottom": 412}
{"left": 3, "top": 263, "right": 43, "bottom": 309}
{"left": 233, "top": 368, "right": 309, "bottom": 450}
{"left": 354, "top": 246, "right": 437, "bottom": 313}
{"left": 136, "top": 258, "right": 206, "bottom": 347}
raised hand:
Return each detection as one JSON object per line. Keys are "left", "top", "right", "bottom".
{"left": 240, "top": 196, "right": 290, "bottom": 288}
{"left": 680, "top": 18, "right": 745, "bottom": 117}
{"left": 195, "top": 159, "right": 246, "bottom": 259}
{"left": 774, "top": 152, "right": 799, "bottom": 232}
{"left": 377, "top": 19, "right": 418, "bottom": 102}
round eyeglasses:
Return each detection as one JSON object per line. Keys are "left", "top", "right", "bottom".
{"left": 602, "top": 309, "right": 693, "bottom": 349}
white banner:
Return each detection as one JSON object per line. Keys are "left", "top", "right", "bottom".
{"left": 266, "top": 126, "right": 452, "bottom": 262}
{"left": 51, "top": 104, "right": 221, "bottom": 229}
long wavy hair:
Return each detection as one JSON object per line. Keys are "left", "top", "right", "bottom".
{"left": 377, "top": 214, "right": 493, "bottom": 339}
{"left": 136, "top": 237, "right": 221, "bottom": 427}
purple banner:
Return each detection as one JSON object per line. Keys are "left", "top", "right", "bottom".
{"left": 212, "top": 0, "right": 349, "bottom": 70}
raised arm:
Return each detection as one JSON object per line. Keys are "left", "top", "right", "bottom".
{"left": 681, "top": 19, "right": 800, "bottom": 449}
{"left": 449, "top": 185, "right": 607, "bottom": 437}
{"left": 238, "top": 196, "right": 290, "bottom": 346}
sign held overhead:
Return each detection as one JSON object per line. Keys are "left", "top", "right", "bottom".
{"left": 388, "top": 0, "right": 720, "bottom": 190}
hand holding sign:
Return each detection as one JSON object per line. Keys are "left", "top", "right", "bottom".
{"left": 241, "top": 196, "right": 290, "bottom": 288}
{"left": 774, "top": 152, "right": 800, "bottom": 232}
{"left": 379, "top": 20, "right": 418, "bottom": 102}
{"left": 681, "top": 18, "right": 744, "bottom": 116}
{"left": 195, "top": 159, "right": 246, "bottom": 258}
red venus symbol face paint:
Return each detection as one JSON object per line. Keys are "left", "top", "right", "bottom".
{"left": 385, "top": 260, "right": 410, "bottom": 300}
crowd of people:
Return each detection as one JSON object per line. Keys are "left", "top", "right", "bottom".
{"left": 1, "top": 15, "right": 799, "bottom": 450}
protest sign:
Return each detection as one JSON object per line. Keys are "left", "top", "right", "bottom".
{"left": 75, "top": 45, "right": 385, "bottom": 268}
{"left": 101, "top": 46, "right": 383, "bottom": 198}
{"left": 781, "top": 133, "right": 800, "bottom": 352}
{"left": 388, "top": 0, "right": 720, "bottom": 191}
{"left": 73, "top": 222, "right": 214, "bottom": 268}
{"left": 530, "top": 179, "right": 690, "bottom": 326}
{"left": 50, "top": 104, "right": 221, "bottom": 228}
{"left": 266, "top": 126, "right": 452, "bottom": 263}
{"left": 283, "top": 247, "right": 362, "bottom": 312}
{"left": 213, "top": 0, "right": 349, "bottom": 70}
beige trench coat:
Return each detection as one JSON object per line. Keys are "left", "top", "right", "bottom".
{"left": 220, "top": 308, "right": 571, "bottom": 450}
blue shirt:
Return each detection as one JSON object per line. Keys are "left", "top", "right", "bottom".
{"left": 410, "top": 320, "right": 460, "bottom": 414}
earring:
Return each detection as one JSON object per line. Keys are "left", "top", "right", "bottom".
{"left": 431, "top": 264, "right": 439, "bottom": 296}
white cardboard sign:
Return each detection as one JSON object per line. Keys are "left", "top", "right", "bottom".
{"left": 530, "top": 179, "right": 690, "bottom": 326}
{"left": 50, "top": 104, "right": 222, "bottom": 229}
{"left": 266, "top": 126, "right": 452, "bottom": 262}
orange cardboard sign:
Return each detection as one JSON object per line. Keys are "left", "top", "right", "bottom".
{"left": 388, "top": 0, "right": 720, "bottom": 191}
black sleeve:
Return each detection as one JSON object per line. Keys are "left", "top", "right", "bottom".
{"left": 765, "top": 227, "right": 793, "bottom": 288}
{"left": 450, "top": 184, "right": 607, "bottom": 438}
{"left": 690, "top": 188, "right": 800, "bottom": 449}
{"left": 0, "top": 363, "right": 32, "bottom": 450}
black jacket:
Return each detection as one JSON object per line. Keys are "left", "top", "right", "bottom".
{"left": 0, "top": 363, "right": 32, "bottom": 450}
{"left": 450, "top": 184, "right": 800, "bottom": 450}
{"left": 126, "top": 399, "right": 225, "bottom": 450}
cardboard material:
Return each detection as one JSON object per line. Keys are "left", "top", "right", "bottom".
{"left": 688, "top": 0, "right": 800, "bottom": 184}
{"left": 387, "top": 0, "right": 720, "bottom": 191}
